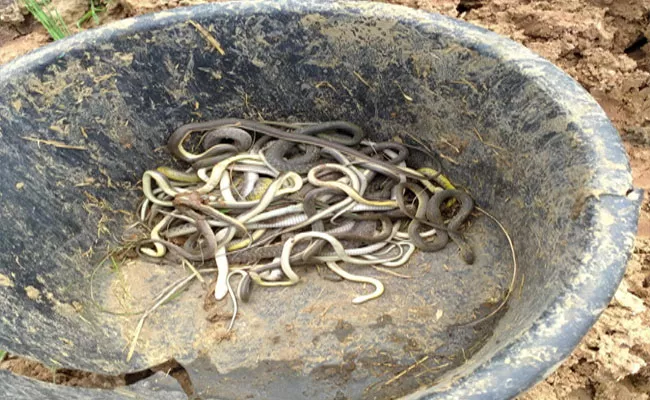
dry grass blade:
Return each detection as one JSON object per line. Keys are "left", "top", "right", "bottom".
{"left": 126, "top": 267, "right": 219, "bottom": 361}
{"left": 315, "top": 81, "right": 337, "bottom": 91}
{"left": 458, "top": 206, "right": 518, "bottom": 326}
{"left": 22, "top": 136, "right": 86, "bottom": 150}
{"left": 89, "top": 246, "right": 148, "bottom": 317}
{"left": 188, "top": 20, "right": 225, "bottom": 55}
{"left": 384, "top": 355, "right": 429, "bottom": 386}
{"left": 353, "top": 71, "right": 373, "bottom": 89}
{"left": 126, "top": 274, "right": 195, "bottom": 362}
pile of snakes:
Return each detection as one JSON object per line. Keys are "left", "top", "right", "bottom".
{"left": 137, "top": 119, "right": 474, "bottom": 322}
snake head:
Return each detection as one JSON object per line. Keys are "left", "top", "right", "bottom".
{"left": 461, "top": 246, "right": 475, "bottom": 265}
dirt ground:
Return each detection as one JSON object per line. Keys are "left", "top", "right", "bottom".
{"left": 1, "top": 0, "right": 649, "bottom": 399}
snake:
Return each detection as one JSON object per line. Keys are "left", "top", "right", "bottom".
{"left": 167, "top": 119, "right": 426, "bottom": 180}
{"left": 130, "top": 118, "right": 481, "bottom": 333}
{"left": 426, "top": 190, "right": 475, "bottom": 264}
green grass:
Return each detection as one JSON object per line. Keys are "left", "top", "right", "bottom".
{"left": 21, "top": 0, "right": 70, "bottom": 41}
{"left": 0, "top": 350, "right": 7, "bottom": 362}
{"left": 77, "top": 0, "right": 109, "bottom": 28}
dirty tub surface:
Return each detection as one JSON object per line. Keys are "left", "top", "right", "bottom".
{"left": 0, "top": 1, "right": 641, "bottom": 399}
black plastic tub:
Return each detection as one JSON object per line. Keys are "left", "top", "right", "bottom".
{"left": 0, "top": 1, "right": 641, "bottom": 399}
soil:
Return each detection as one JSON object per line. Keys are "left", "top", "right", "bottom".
{"left": 1, "top": 0, "right": 649, "bottom": 399}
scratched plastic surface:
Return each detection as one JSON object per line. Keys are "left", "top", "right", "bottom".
{"left": 0, "top": 1, "right": 640, "bottom": 399}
